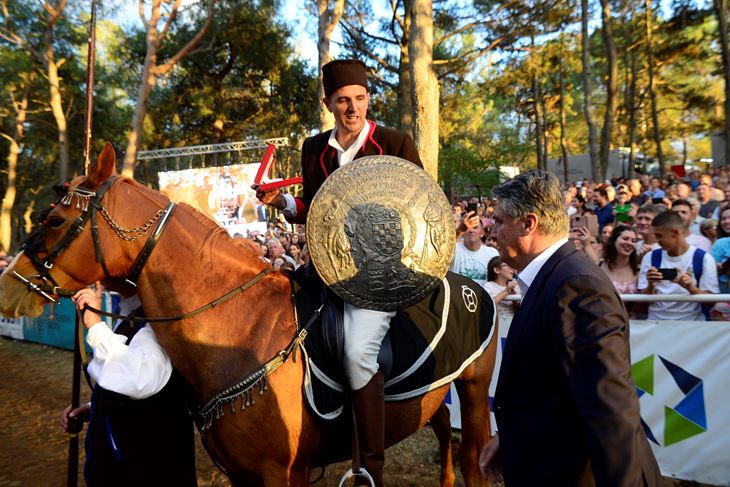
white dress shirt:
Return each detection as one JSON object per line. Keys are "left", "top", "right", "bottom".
{"left": 516, "top": 238, "right": 569, "bottom": 299}
{"left": 283, "top": 122, "right": 372, "bottom": 217}
{"left": 86, "top": 295, "right": 172, "bottom": 400}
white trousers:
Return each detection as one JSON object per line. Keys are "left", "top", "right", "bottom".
{"left": 343, "top": 303, "right": 395, "bottom": 390}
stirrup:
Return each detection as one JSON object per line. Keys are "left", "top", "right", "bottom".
{"left": 338, "top": 467, "right": 375, "bottom": 487}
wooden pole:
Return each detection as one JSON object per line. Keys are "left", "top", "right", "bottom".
{"left": 82, "top": 0, "right": 97, "bottom": 175}
{"left": 68, "top": 1, "right": 96, "bottom": 485}
{"left": 67, "top": 312, "right": 83, "bottom": 487}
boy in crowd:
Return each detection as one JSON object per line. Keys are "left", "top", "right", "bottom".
{"left": 638, "top": 211, "right": 718, "bottom": 321}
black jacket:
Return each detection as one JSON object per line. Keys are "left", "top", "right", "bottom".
{"left": 288, "top": 122, "right": 422, "bottom": 224}
{"left": 494, "top": 242, "right": 662, "bottom": 487}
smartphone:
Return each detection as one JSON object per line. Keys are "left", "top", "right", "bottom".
{"left": 466, "top": 203, "right": 478, "bottom": 214}
{"left": 570, "top": 214, "right": 599, "bottom": 237}
{"left": 658, "top": 268, "right": 678, "bottom": 280}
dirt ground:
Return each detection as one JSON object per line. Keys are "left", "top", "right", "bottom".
{"left": 0, "top": 337, "right": 714, "bottom": 487}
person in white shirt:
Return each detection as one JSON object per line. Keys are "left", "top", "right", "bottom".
{"left": 483, "top": 256, "right": 519, "bottom": 321}
{"left": 61, "top": 284, "right": 196, "bottom": 487}
{"left": 638, "top": 211, "right": 719, "bottom": 321}
{"left": 450, "top": 219, "right": 499, "bottom": 286}
{"left": 634, "top": 204, "right": 663, "bottom": 258}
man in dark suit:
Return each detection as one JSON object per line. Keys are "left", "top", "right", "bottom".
{"left": 256, "top": 59, "right": 422, "bottom": 486}
{"left": 480, "top": 170, "right": 662, "bottom": 486}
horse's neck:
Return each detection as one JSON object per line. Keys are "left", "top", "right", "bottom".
{"left": 133, "top": 204, "right": 296, "bottom": 398}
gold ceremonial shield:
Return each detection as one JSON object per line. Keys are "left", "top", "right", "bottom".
{"left": 306, "top": 155, "right": 455, "bottom": 311}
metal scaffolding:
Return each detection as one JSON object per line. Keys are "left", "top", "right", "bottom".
{"left": 136, "top": 137, "right": 290, "bottom": 161}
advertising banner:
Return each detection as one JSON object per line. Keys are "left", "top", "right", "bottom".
{"left": 631, "top": 320, "right": 730, "bottom": 485}
{"left": 0, "top": 315, "right": 23, "bottom": 340}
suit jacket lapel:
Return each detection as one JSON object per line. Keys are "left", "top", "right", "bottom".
{"left": 498, "top": 243, "right": 577, "bottom": 383}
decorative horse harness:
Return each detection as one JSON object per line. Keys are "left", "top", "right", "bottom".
{"left": 13, "top": 176, "right": 311, "bottom": 431}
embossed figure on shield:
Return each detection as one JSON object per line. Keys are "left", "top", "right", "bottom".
{"left": 422, "top": 192, "right": 448, "bottom": 265}
{"left": 323, "top": 198, "right": 351, "bottom": 281}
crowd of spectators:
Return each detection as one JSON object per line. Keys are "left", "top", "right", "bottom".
{"left": 449, "top": 168, "right": 730, "bottom": 321}
{"left": 5, "top": 167, "right": 730, "bottom": 323}
{"left": 235, "top": 221, "right": 309, "bottom": 272}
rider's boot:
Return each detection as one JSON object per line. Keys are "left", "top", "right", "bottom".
{"left": 352, "top": 371, "right": 385, "bottom": 486}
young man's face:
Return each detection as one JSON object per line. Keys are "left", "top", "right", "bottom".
{"left": 653, "top": 226, "right": 680, "bottom": 251}
{"left": 324, "top": 84, "right": 370, "bottom": 138}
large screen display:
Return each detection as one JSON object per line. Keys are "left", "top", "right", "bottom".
{"left": 158, "top": 163, "right": 267, "bottom": 236}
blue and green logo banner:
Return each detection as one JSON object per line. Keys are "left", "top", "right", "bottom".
{"left": 631, "top": 320, "right": 730, "bottom": 486}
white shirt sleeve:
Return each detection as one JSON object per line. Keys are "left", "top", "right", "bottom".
{"left": 282, "top": 193, "right": 298, "bottom": 217}
{"left": 86, "top": 322, "right": 173, "bottom": 400}
{"left": 637, "top": 251, "right": 652, "bottom": 290}
{"left": 700, "top": 253, "right": 720, "bottom": 293}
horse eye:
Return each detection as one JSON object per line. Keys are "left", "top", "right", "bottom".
{"left": 47, "top": 217, "right": 65, "bottom": 228}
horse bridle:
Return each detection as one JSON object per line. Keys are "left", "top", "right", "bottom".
{"left": 13, "top": 176, "right": 177, "bottom": 303}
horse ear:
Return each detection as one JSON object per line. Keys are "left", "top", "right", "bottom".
{"left": 87, "top": 143, "right": 117, "bottom": 187}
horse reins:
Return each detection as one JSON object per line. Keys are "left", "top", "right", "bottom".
{"left": 13, "top": 176, "right": 177, "bottom": 302}
{"left": 13, "top": 176, "right": 281, "bottom": 325}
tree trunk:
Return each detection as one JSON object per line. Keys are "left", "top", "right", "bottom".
{"left": 409, "top": 0, "right": 439, "bottom": 179}
{"left": 40, "top": 1, "right": 70, "bottom": 183}
{"left": 317, "top": 0, "right": 344, "bottom": 131}
{"left": 559, "top": 56, "right": 569, "bottom": 184}
{"left": 532, "top": 73, "right": 544, "bottom": 171}
{"left": 715, "top": 0, "right": 730, "bottom": 167}
{"left": 123, "top": 28, "right": 159, "bottom": 178}
{"left": 646, "top": 0, "right": 664, "bottom": 175}
{"left": 581, "top": 0, "right": 600, "bottom": 180}
{"left": 599, "top": 0, "right": 618, "bottom": 181}
{"left": 398, "top": 0, "right": 414, "bottom": 136}
{"left": 122, "top": 0, "right": 216, "bottom": 178}
{"left": 541, "top": 90, "right": 549, "bottom": 170}
{"left": 1, "top": 71, "right": 34, "bottom": 253}
{"left": 626, "top": 50, "right": 638, "bottom": 178}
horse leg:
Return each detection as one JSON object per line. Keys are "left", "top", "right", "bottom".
{"left": 454, "top": 334, "right": 498, "bottom": 487}
{"left": 430, "top": 403, "right": 456, "bottom": 487}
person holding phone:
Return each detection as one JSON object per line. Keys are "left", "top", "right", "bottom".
{"left": 638, "top": 211, "right": 719, "bottom": 321}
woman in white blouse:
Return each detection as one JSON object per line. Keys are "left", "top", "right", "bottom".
{"left": 483, "top": 256, "right": 519, "bottom": 321}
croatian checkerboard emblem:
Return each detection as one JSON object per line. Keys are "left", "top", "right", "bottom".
{"left": 307, "top": 155, "right": 455, "bottom": 311}
{"left": 461, "top": 285, "right": 478, "bottom": 312}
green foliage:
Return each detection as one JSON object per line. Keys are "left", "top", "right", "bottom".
{"left": 138, "top": 0, "right": 319, "bottom": 151}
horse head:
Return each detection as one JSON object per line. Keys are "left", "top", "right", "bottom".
{"left": 0, "top": 143, "right": 164, "bottom": 317}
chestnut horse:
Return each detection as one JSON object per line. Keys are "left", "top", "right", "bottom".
{"left": 0, "top": 144, "right": 496, "bottom": 486}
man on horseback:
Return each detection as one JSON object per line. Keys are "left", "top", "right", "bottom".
{"left": 257, "top": 58, "right": 422, "bottom": 486}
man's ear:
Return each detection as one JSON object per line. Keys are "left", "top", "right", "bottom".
{"left": 522, "top": 213, "right": 538, "bottom": 234}
{"left": 322, "top": 96, "right": 333, "bottom": 114}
